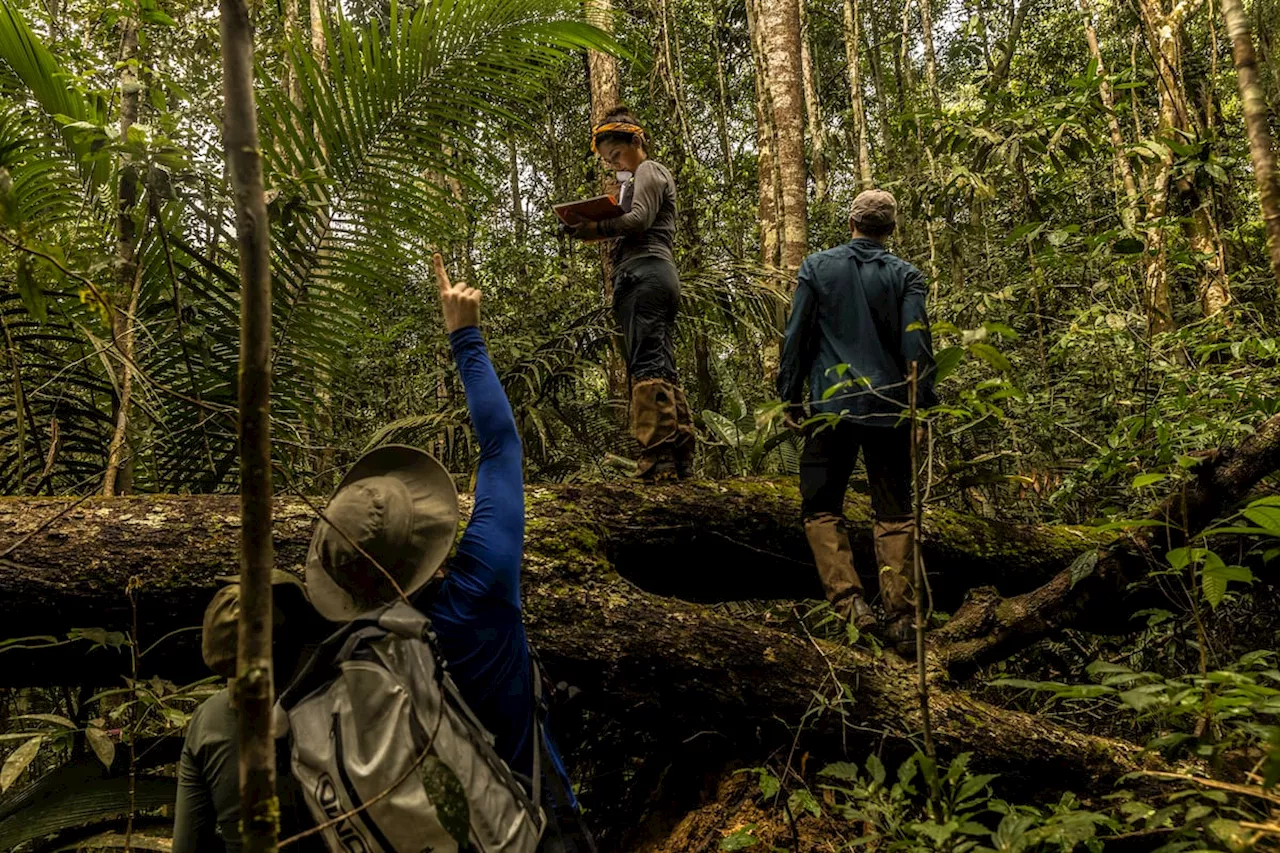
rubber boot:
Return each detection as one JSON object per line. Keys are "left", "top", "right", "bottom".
{"left": 874, "top": 516, "right": 922, "bottom": 657}
{"left": 631, "top": 378, "right": 680, "bottom": 482}
{"left": 804, "top": 514, "right": 878, "bottom": 631}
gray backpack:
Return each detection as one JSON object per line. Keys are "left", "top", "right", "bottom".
{"left": 277, "top": 601, "right": 546, "bottom": 853}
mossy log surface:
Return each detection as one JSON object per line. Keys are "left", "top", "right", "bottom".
{"left": 0, "top": 479, "right": 1151, "bottom": 791}
{"left": 0, "top": 478, "right": 1100, "bottom": 675}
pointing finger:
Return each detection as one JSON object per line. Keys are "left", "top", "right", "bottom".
{"left": 432, "top": 253, "right": 450, "bottom": 295}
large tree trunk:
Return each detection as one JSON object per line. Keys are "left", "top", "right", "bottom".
{"left": 746, "top": 0, "right": 782, "bottom": 270}
{"left": 0, "top": 486, "right": 1158, "bottom": 800}
{"left": 758, "top": 0, "right": 808, "bottom": 275}
{"left": 1221, "top": 0, "right": 1280, "bottom": 291}
{"left": 843, "top": 0, "right": 875, "bottom": 189}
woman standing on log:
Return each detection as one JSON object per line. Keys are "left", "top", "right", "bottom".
{"left": 565, "top": 106, "right": 695, "bottom": 481}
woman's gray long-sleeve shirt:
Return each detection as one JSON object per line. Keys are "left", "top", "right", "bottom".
{"left": 595, "top": 158, "right": 677, "bottom": 271}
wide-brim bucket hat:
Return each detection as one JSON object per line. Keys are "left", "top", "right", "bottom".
{"left": 305, "top": 444, "right": 459, "bottom": 622}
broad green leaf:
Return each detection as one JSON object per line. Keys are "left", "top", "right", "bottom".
{"left": 934, "top": 346, "right": 965, "bottom": 382}
{"left": 0, "top": 736, "right": 42, "bottom": 792}
{"left": 1131, "top": 473, "right": 1167, "bottom": 489}
{"left": 788, "top": 788, "right": 822, "bottom": 819}
{"left": 1112, "top": 236, "right": 1145, "bottom": 254}
{"left": 756, "top": 769, "right": 780, "bottom": 799}
{"left": 969, "top": 342, "right": 1012, "bottom": 372}
{"left": 1243, "top": 505, "right": 1280, "bottom": 535}
{"left": 819, "top": 761, "right": 860, "bottom": 782}
{"left": 1068, "top": 550, "right": 1100, "bottom": 588}
{"left": 866, "top": 753, "right": 886, "bottom": 786}
{"left": 86, "top": 726, "right": 115, "bottom": 769}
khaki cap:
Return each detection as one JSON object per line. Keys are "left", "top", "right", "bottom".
{"left": 850, "top": 189, "right": 898, "bottom": 233}
{"left": 201, "top": 570, "right": 307, "bottom": 679}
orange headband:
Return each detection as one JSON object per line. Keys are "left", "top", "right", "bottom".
{"left": 591, "top": 121, "right": 646, "bottom": 153}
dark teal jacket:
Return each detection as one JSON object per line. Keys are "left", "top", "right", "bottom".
{"left": 777, "top": 238, "right": 937, "bottom": 426}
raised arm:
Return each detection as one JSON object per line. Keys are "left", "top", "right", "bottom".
{"left": 595, "top": 160, "right": 666, "bottom": 239}
{"left": 432, "top": 254, "right": 524, "bottom": 607}
{"left": 900, "top": 267, "right": 938, "bottom": 408}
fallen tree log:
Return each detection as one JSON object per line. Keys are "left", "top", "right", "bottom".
{"left": 0, "top": 478, "right": 1101, "bottom": 675}
{"left": 937, "top": 411, "right": 1280, "bottom": 674}
{"left": 0, "top": 481, "right": 1151, "bottom": 806}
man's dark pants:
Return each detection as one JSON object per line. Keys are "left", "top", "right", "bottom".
{"left": 799, "top": 419, "right": 916, "bottom": 619}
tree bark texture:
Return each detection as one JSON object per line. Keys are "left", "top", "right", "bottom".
{"left": 758, "top": 0, "right": 808, "bottom": 275}
{"left": 219, "top": 0, "right": 278, "bottom": 845}
{"left": 985, "top": 0, "right": 1034, "bottom": 92}
{"left": 919, "top": 0, "right": 941, "bottom": 108}
{"left": 1221, "top": 0, "right": 1280, "bottom": 292}
{"left": 103, "top": 16, "right": 142, "bottom": 498}
{"left": 843, "top": 0, "right": 875, "bottom": 189}
{"left": 1081, "top": 0, "right": 1142, "bottom": 232}
{"left": 798, "top": 0, "right": 829, "bottom": 201}
{"left": 0, "top": 485, "right": 1156, "bottom": 794}
{"left": 938, "top": 411, "right": 1280, "bottom": 673}
{"left": 746, "top": 0, "right": 781, "bottom": 270}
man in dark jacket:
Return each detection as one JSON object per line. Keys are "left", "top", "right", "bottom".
{"left": 776, "top": 189, "right": 937, "bottom": 652}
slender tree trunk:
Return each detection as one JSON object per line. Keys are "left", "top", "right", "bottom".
{"left": 919, "top": 0, "right": 941, "bottom": 108}
{"left": 282, "top": 0, "right": 301, "bottom": 106}
{"left": 865, "top": 3, "right": 891, "bottom": 151}
{"left": 219, "top": 0, "right": 277, "bottom": 846}
{"left": 508, "top": 137, "right": 526, "bottom": 244}
{"left": 899, "top": 0, "right": 916, "bottom": 95}
{"left": 759, "top": 0, "right": 808, "bottom": 275}
{"left": 843, "top": 0, "right": 875, "bottom": 188}
{"left": 714, "top": 28, "right": 734, "bottom": 182}
{"left": 1081, "top": 0, "right": 1142, "bottom": 231}
{"left": 103, "top": 16, "right": 141, "bottom": 497}
{"left": 798, "top": 0, "right": 829, "bottom": 201}
{"left": 1222, "top": 0, "right": 1280, "bottom": 290}
{"left": 986, "top": 0, "right": 1034, "bottom": 92}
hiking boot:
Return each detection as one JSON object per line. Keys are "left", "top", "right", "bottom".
{"left": 840, "top": 593, "right": 879, "bottom": 632}
{"left": 804, "top": 514, "right": 868, "bottom": 616}
{"left": 884, "top": 613, "right": 919, "bottom": 659}
{"left": 874, "top": 516, "right": 920, "bottom": 620}
{"left": 671, "top": 384, "right": 697, "bottom": 479}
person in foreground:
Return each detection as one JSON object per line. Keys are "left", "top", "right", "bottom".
{"left": 563, "top": 105, "right": 695, "bottom": 481}
{"left": 173, "top": 573, "right": 321, "bottom": 853}
{"left": 776, "top": 190, "right": 937, "bottom": 654}
{"left": 302, "top": 253, "right": 595, "bottom": 851}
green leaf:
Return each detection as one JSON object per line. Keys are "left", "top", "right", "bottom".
{"left": 757, "top": 769, "right": 780, "bottom": 799}
{"left": 1068, "top": 550, "right": 1100, "bottom": 588}
{"left": 719, "top": 826, "right": 759, "bottom": 850}
{"left": 1242, "top": 504, "right": 1280, "bottom": 535}
{"left": 969, "top": 342, "right": 1012, "bottom": 372}
{"left": 86, "top": 726, "right": 115, "bottom": 769}
{"left": 866, "top": 753, "right": 886, "bottom": 786}
{"left": 0, "top": 736, "right": 43, "bottom": 792}
{"left": 788, "top": 788, "right": 822, "bottom": 819}
{"left": 1201, "top": 555, "right": 1252, "bottom": 608}
{"left": 819, "top": 762, "right": 861, "bottom": 782}
{"left": 934, "top": 346, "right": 965, "bottom": 382}
{"left": 1131, "top": 473, "right": 1167, "bottom": 489}
{"left": 16, "top": 257, "right": 47, "bottom": 322}
{"left": 15, "top": 713, "right": 74, "bottom": 728}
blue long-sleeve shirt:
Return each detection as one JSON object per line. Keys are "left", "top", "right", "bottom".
{"left": 777, "top": 238, "right": 937, "bottom": 425}
{"left": 414, "top": 326, "right": 576, "bottom": 806}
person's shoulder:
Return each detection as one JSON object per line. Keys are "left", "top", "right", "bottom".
{"left": 185, "top": 687, "right": 233, "bottom": 745}
{"left": 882, "top": 250, "right": 923, "bottom": 278}
{"left": 639, "top": 159, "right": 672, "bottom": 181}
{"left": 802, "top": 245, "right": 851, "bottom": 272}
